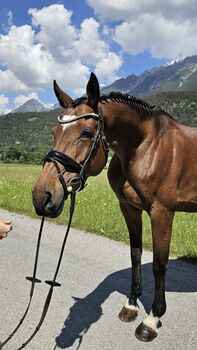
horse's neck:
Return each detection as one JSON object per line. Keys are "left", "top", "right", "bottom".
{"left": 100, "top": 102, "right": 145, "bottom": 149}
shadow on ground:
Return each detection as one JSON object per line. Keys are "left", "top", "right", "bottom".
{"left": 55, "top": 258, "right": 197, "bottom": 349}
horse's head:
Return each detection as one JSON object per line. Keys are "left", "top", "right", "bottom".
{"left": 32, "top": 73, "right": 108, "bottom": 217}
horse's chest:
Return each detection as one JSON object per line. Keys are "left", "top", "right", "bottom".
{"left": 122, "top": 182, "right": 144, "bottom": 210}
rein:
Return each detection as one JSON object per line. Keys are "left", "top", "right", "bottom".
{"left": 0, "top": 217, "right": 44, "bottom": 348}
{"left": 1, "top": 111, "right": 108, "bottom": 349}
{"left": 0, "top": 193, "right": 75, "bottom": 350}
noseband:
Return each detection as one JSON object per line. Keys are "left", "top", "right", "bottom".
{"left": 44, "top": 112, "right": 109, "bottom": 196}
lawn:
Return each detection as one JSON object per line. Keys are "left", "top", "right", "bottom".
{"left": 0, "top": 163, "right": 196, "bottom": 258}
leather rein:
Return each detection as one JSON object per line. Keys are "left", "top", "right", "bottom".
{"left": 0, "top": 112, "right": 108, "bottom": 349}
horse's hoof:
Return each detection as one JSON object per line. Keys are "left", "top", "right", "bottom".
{"left": 135, "top": 322, "right": 158, "bottom": 342}
{"left": 118, "top": 306, "right": 138, "bottom": 322}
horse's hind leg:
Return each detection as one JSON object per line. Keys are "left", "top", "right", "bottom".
{"left": 135, "top": 203, "right": 174, "bottom": 341}
{"left": 118, "top": 202, "right": 142, "bottom": 322}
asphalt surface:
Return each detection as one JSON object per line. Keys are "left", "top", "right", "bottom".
{"left": 0, "top": 209, "right": 196, "bottom": 350}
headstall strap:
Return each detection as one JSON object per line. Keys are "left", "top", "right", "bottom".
{"left": 44, "top": 111, "right": 109, "bottom": 195}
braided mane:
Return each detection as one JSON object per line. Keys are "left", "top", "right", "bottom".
{"left": 71, "top": 91, "right": 160, "bottom": 117}
{"left": 100, "top": 92, "right": 157, "bottom": 116}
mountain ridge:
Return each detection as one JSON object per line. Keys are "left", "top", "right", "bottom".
{"left": 0, "top": 89, "right": 196, "bottom": 149}
{"left": 102, "top": 55, "right": 197, "bottom": 96}
{"left": 12, "top": 98, "right": 47, "bottom": 113}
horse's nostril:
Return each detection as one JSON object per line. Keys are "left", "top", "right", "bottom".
{"left": 45, "top": 191, "right": 52, "bottom": 207}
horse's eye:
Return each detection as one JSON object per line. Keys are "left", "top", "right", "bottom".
{"left": 80, "top": 128, "right": 93, "bottom": 139}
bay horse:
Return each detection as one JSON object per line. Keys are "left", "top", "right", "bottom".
{"left": 33, "top": 73, "right": 197, "bottom": 342}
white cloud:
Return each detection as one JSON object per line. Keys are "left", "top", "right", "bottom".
{"left": 29, "top": 5, "right": 77, "bottom": 63}
{"left": 95, "top": 52, "right": 122, "bottom": 83}
{"left": 75, "top": 18, "right": 122, "bottom": 83}
{"left": 87, "top": 0, "right": 197, "bottom": 59}
{"left": 0, "top": 70, "right": 28, "bottom": 93}
{"left": 75, "top": 18, "right": 108, "bottom": 65}
{"left": 1, "top": 10, "right": 14, "bottom": 33}
{"left": 7, "top": 10, "right": 13, "bottom": 27}
{"left": 0, "top": 23, "right": 89, "bottom": 94}
{"left": 0, "top": 25, "right": 53, "bottom": 87}
{"left": 0, "top": 94, "right": 9, "bottom": 114}
{"left": 0, "top": 4, "right": 121, "bottom": 99}
{"left": 14, "top": 92, "right": 39, "bottom": 107}
{"left": 114, "top": 15, "right": 197, "bottom": 58}
{"left": 87, "top": 0, "right": 197, "bottom": 21}
{"left": 87, "top": 0, "right": 137, "bottom": 21}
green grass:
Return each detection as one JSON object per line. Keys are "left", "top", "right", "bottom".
{"left": 0, "top": 164, "right": 196, "bottom": 259}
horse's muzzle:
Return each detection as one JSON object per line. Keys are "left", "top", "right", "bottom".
{"left": 32, "top": 188, "right": 65, "bottom": 218}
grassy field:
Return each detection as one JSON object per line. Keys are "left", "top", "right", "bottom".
{"left": 0, "top": 163, "right": 196, "bottom": 259}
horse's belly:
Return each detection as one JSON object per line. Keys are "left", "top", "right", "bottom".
{"left": 177, "top": 189, "right": 197, "bottom": 212}
{"left": 176, "top": 202, "right": 197, "bottom": 212}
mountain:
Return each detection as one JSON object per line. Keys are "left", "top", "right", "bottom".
{"left": 12, "top": 98, "right": 48, "bottom": 113}
{"left": 102, "top": 55, "right": 197, "bottom": 97}
{"left": 144, "top": 89, "right": 197, "bottom": 126}
{"left": 0, "top": 90, "right": 196, "bottom": 149}
{"left": 0, "top": 108, "right": 62, "bottom": 148}
{"left": 0, "top": 89, "right": 197, "bottom": 164}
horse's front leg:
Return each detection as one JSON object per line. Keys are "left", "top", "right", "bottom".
{"left": 135, "top": 203, "right": 174, "bottom": 342}
{"left": 118, "top": 202, "right": 142, "bottom": 322}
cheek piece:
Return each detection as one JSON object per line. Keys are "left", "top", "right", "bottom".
{"left": 44, "top": 112, "right": 109, "bottom": 197}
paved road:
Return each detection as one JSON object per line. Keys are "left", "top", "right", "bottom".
{"left": 0, "top": 209, "right": 196, "bottom": 350}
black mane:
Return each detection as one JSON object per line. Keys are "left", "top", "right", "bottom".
{"left": 100, "top": 91, "right": 157, "bottom": 116}
{"left": 71, "top": 96, "right": 87, "bottom": 108}
{"left": 71, "top": 91, "right": 161, "bottom": 117}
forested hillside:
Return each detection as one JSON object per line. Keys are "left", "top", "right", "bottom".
{"left": 145, "top": 90, "right": 197, "bottom": 126}
{"left": 0, "top": 108, "right": 62, "bottom": 163}
{"left": 0, "top": 89, "right": 197, "bottom": 163}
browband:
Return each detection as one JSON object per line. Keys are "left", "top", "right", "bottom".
{"left": 58, "top": 113, "right": 103, "bottom": 124}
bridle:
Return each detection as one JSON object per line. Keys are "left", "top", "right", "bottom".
{"left": 44, "top": 112, "right": 109, "bottom": 195}
{"left": 0, "top": 112, "right": 109, "bottom": 350}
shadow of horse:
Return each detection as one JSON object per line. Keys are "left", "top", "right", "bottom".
{"left": 55, "top": 258, "right": 197, "bottom": 349}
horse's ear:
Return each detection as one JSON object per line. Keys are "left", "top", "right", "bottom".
{"left": 86, "top": 72, "right": 100, "bottom": 108}
{"left": 53, "top": 80, "right": 73, "bottom": 109}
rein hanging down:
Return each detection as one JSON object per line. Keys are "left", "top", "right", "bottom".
{"left": 0, "top": 193, "right": 75, "bottom": 350}
{"left": 1, "top": 111, "right": 109, "bottom": 349}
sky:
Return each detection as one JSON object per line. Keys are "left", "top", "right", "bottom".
{"left": 0, "top": 0, "right": 197, "bottom": 113}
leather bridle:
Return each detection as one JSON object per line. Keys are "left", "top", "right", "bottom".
{"left": 0, "top": 112, "right": 109, "bottom": 350}
{"left": 44, "top": 112, "right": 109, "bottom": 196}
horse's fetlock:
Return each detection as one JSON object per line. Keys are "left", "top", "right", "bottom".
{"left": 129, "top": 295, "right": 138, "bottom": 306}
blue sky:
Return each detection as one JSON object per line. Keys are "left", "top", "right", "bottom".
{"left": 0, "top": 0, "right": 196, "bottom": 112}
